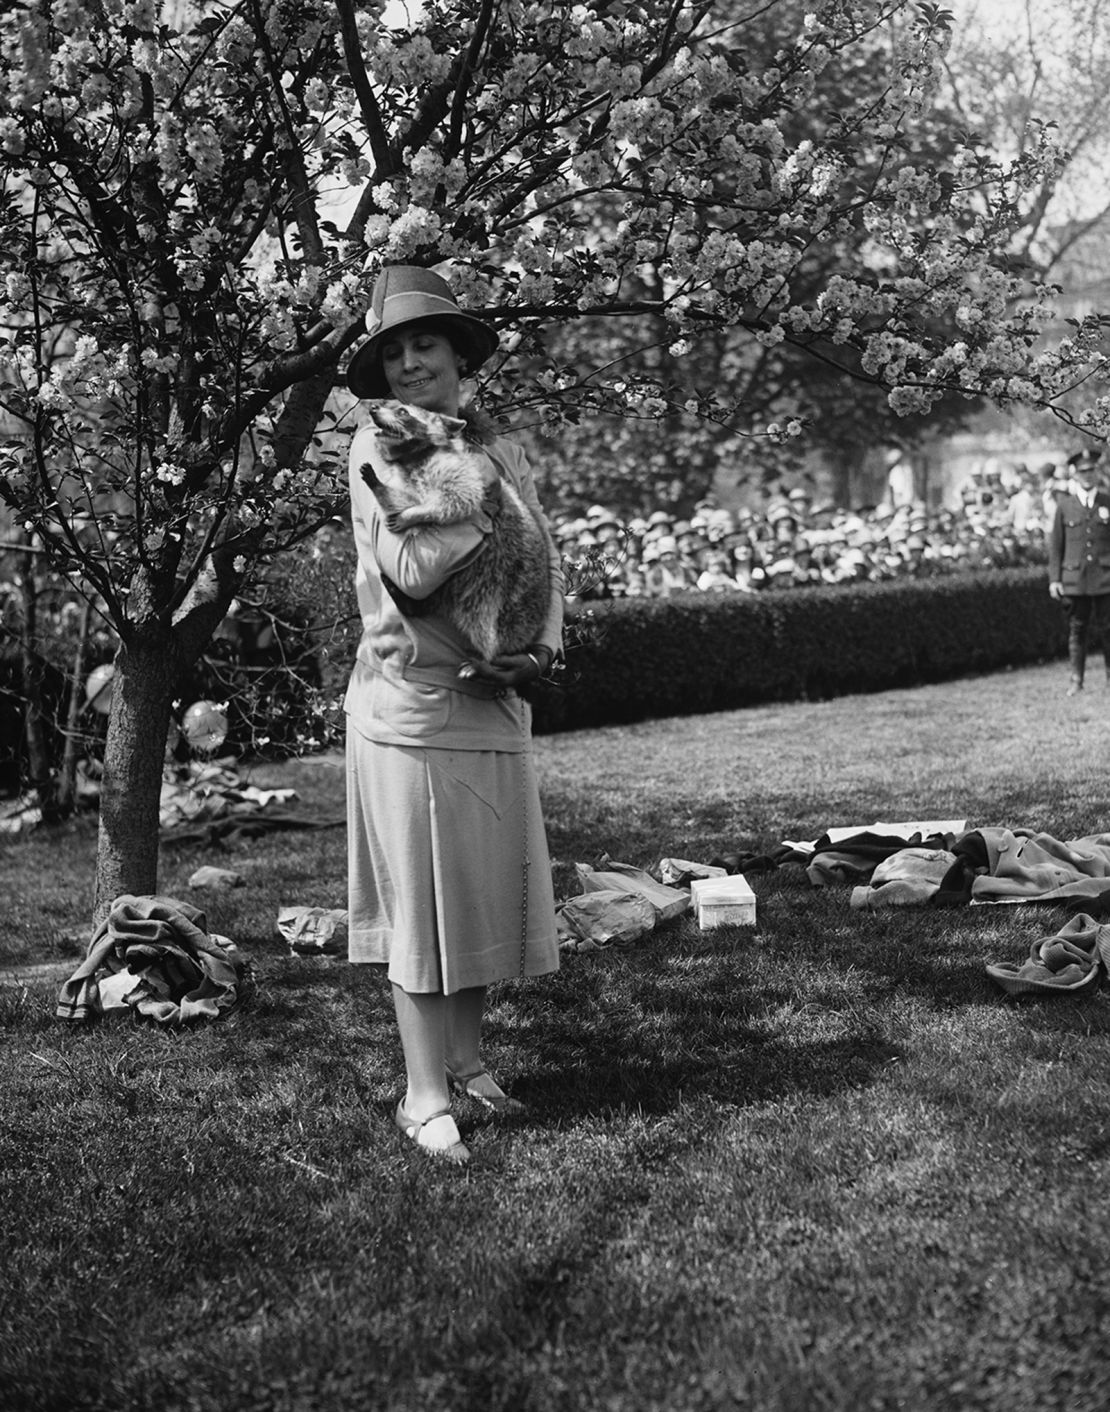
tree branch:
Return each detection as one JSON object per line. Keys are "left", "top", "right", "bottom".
{"left": 336, "top": 0, "right": 395, "bottom": 172}
{"left": 446, "top": 0, "right": 497, "bottom": 158}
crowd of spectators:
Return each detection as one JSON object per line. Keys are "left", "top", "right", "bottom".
{"left": 555, "top": 457, "right": 1068, "bottom": 601}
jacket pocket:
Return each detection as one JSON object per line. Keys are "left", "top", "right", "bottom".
{"left": 370, "top": 675, "right": 451, "bottom": 738}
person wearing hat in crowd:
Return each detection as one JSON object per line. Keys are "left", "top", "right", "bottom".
{"left": 1042, "top": 461, "right": 1069, "bottom": 523}
{"left": 643, "top": 534, "right": 692, "bottom": 596}
{"left": 1048, "top": 446, "right": 1110, "bottom": 696}
{"left": 671, "top": 520, "right": 704, "bottom": 580}
{"left": 900, "top": 532, "right": 935, "bottom": 577}
{"left": 725, "top": 539, "right": 760, "bottom": 592}
{"left": 786, "top": 485, "right": 812, "bottom": 527}
{"left": 1005, "top": 462, "right": 1038, "bottom": 536}
{"left": 790, "top": 534, "right": 822, "bottom": 585}
{"left": 766, "top": 499, "right": 798, "bottom": 544}
{"left": 343, "top": 265, "right": 565, "bottom": 1164}
{"left": 644, "top": 509, "right": 674, "bottom": 536}
{"left": 696, "top": 547, "right": 740, "bottom": 592}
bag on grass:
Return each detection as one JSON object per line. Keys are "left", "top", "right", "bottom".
{"left": 574, "top": 857, "right": 690, "bottom": 923}
{"left": 556, "top": 890, "right": 657, "bottom": 951}
{"left": 277, "top": 906, "right": 349, "bottom": 956}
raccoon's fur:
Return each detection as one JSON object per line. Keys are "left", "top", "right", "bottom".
{"left": 359, "top": 399, "right": 551, "bottom": 662}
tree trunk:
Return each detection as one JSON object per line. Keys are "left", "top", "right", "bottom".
{"left": 93, "top": 627, "right": 180, "bottom": 921}
{"left": 271, "top": 371, "right": 337, "bottom": 472}
{"left": 829, "top": 445, "right": 891, "bottom": 511}
{"left": 18, "top": 544, "right": 55, "bottom": 812}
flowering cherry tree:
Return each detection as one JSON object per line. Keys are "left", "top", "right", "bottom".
{"left": 1, "top": 0, "right": 1107, "bottom": 917}
{"left": 0, "top": 0, "right": 360, "bottom": 911}
{"left": 943, "top": 0, "right": 1110, "bottom": 286}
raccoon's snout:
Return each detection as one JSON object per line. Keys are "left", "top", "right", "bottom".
{"left": 369, "top": 405, "right": 406, "bottom": 435}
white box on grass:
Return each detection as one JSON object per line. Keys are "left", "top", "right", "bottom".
{"left": 690, "top": 874, "right": 756, "bottom": 929}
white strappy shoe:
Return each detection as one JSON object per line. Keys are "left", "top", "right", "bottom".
{"left": 394, "top": 1103, "right": 470, "bottom": 1164}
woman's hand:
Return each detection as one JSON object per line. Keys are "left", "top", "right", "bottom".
{"left": 458, "top": 643, "right": 553, "bottom": 689}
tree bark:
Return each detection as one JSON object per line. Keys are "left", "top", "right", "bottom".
{"left": 93, "top": 626, "right": 181, "bottom": 921}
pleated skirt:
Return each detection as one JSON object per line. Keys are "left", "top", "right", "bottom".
{"left": 346, "top": 724, "right": 560, "bottom": 993}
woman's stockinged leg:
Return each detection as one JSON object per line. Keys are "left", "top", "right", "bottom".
{"left": 445, "top": 985, "right": 487, "bottom": 1078}
{"left": 445, "top": 985, "right": 523, "bottom": 1111}
{"left": 391, "top": 983, "right": 452, "bottom": 1123}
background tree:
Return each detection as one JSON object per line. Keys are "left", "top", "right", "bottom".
{"left": 938, "top": 0, "right": 1110, "bottom": 440}
{"left": 943, "top": 0, "right": 1110, "bottom": 282}
{"left": 0, "top": 0, "right": 360, "bottom": 912}
{"left": 1, "top": 0, "right": 1108, "bottom": 922}
{"left": 524, "top": 0, "right": 987, "bottom": 515}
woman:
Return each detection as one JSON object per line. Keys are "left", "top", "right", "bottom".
{"left": 344, "top": 265, "right": 564, "bottom": 1164}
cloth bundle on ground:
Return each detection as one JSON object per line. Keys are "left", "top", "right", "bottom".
{"left": 56, "top": 894, "right": 247, "bottom": 1025}
{"left": 798, "top": 827, "right": 1110, "bottom": 910}
{"left": 849, "top": 846, "right": 959, "bottom": 910}
{"left": 159, "top": 760, "right": 296, "bottom": 830}
{"left": 985, "top": 913, "right": 1110, "bottom": 996}
{"left": 158, "top": 760, "right": 344, "bottom": 848}
{"left": 807, "top": 830, "right": 958, "bottom": 888}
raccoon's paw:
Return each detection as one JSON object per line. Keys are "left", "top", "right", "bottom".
{"left": 385, "top": 510, "right": 409, "bottom": 533}
{"left": 359, "top": 460, "right": 382, "bottom": 490}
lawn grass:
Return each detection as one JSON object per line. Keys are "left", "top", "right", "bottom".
{"left": 3, "top": 660, "right": 1110, "bottom": 1411}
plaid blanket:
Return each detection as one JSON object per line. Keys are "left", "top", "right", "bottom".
{"left": 57, "top": 894, "right": 246, "bottom": 1025}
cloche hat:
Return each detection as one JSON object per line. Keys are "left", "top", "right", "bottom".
{"left": 347, "top": 265, "right": 499, "bottom": 399}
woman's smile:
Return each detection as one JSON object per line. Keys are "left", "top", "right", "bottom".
{"left": 381, "top": 328, "right": 462, "bottom": 415}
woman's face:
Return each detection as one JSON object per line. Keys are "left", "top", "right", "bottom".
{"left": 380, "top": 326, "right": 463, "bottom": 415}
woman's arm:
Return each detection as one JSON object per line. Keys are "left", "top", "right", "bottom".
{"left": 348, "top": 424, "right": 491, "bottom": 601}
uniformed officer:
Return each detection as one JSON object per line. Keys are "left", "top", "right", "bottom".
{"left": 1048, "top": 447, "right": 1110, "bottom": 695}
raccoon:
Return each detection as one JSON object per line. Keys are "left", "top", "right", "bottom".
{"left": 359, "top": 399, "right": 552, "bottom": 663}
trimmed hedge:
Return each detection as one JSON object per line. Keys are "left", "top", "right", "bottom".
{"left": 531, "top": 567, "right": 1067, "bottom": 734}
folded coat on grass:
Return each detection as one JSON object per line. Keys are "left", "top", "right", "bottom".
{"left": 57, "top": 894, "right": 246, "bottom": 1025}
{"left": 970, "top": 830, "right": 1110, "bottom": 904}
